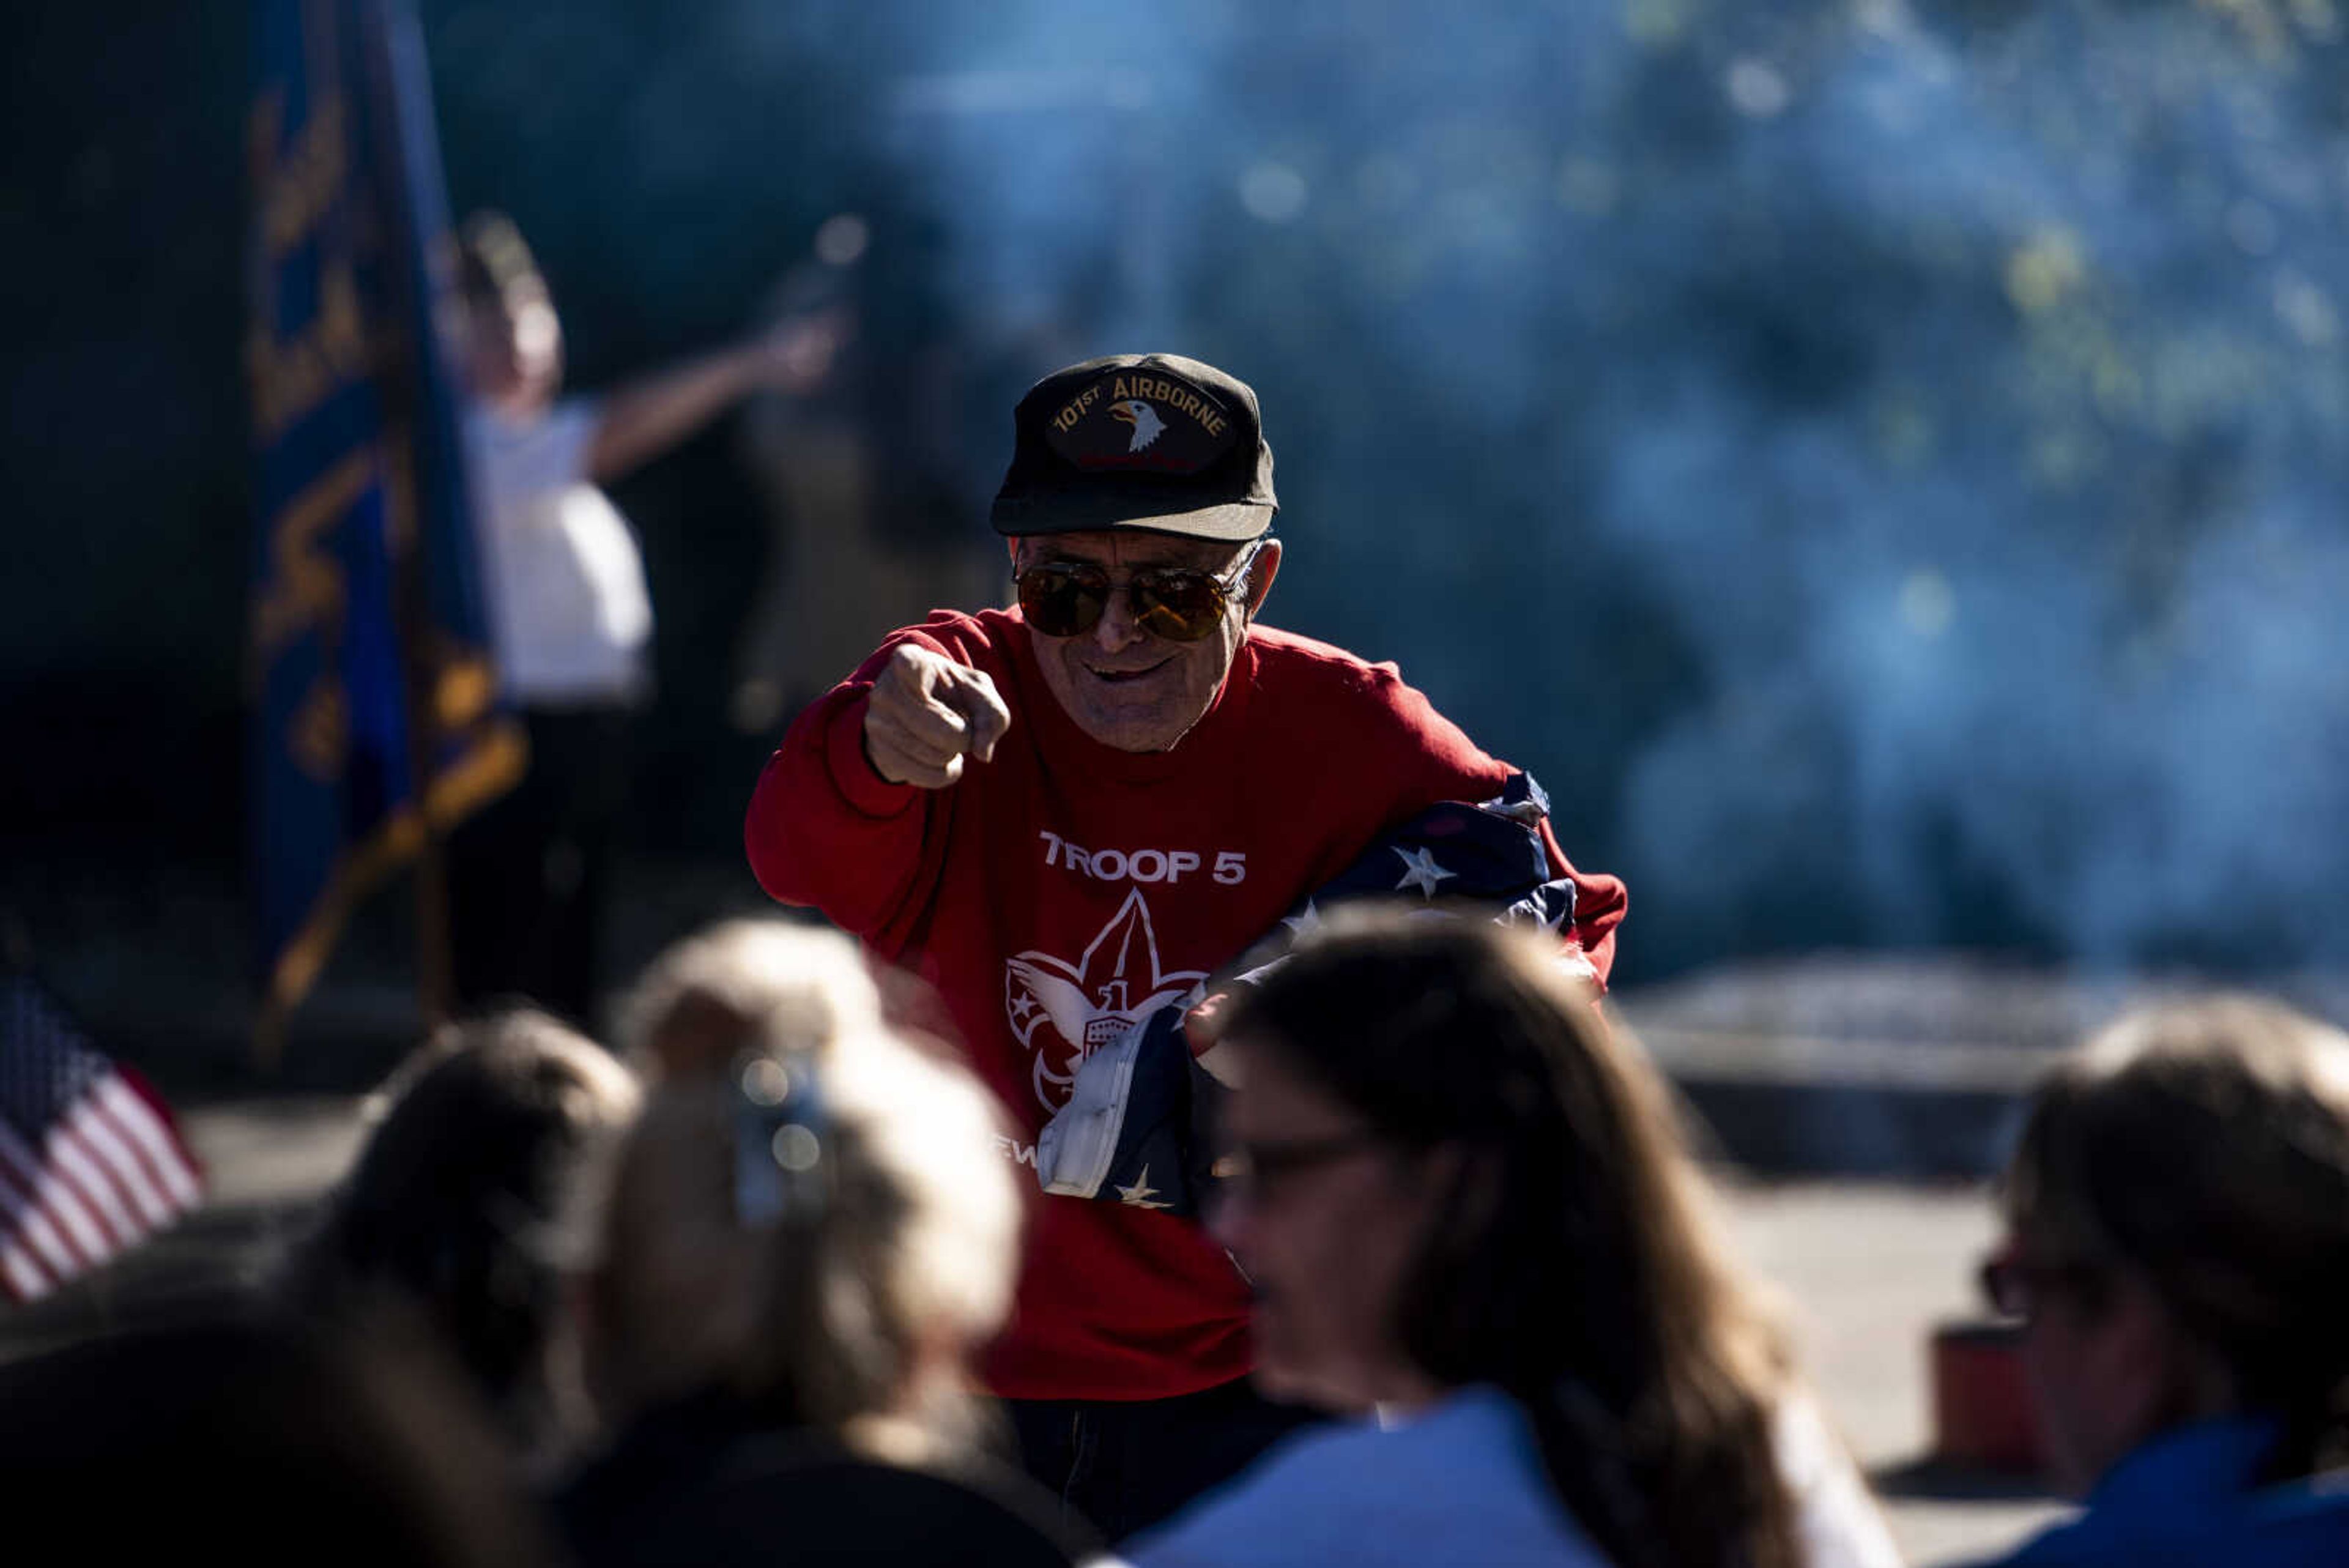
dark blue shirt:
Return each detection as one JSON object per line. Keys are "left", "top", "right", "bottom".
{"left": 1977, "top": 1417, "right": 2349, "bottom": 1568}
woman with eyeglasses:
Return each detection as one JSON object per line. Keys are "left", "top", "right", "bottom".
{"left": 1964, "top": 997, "right": 2349, "bottom": 1568}
{"left": 1119, "top": 911, "right": 1899, "bottom": 1568}
{"left": 552, "top": 920, "right": 1086, "bottom": 1566}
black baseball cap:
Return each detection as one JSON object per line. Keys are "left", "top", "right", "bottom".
{"left": 989, "top": 354, "right": 1278, "bottom": 541}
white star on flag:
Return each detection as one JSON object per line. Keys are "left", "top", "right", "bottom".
{"left": 1115, "top": 1164, "right": 1173, "bottom": 1209}
{"left": 1281, "top": 900, "right": 1324, "bottom": 939}
{"left": 1391, "top": 845, "right": 1458, "bottom": 899}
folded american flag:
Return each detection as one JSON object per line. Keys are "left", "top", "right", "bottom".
{"left": 1036, "top": 774, "right": 1587, "bottom": 1217}
{"left": 0, "top": 973, "right": 205, "bottom": 1303}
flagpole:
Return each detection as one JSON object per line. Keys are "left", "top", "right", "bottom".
{"left": 362, "top": 0, "right": 455, "bottom": 1034}
{"left": 380, "top": 407, "right": 457, "bottom": 1033}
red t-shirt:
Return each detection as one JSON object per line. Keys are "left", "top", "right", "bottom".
{"left": 745, "top": 608, "right": 1626, "bottom": 1402}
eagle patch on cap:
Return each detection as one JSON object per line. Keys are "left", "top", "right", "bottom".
{"left": 1044, "top": 371, "right": 1238, "bottom": 475}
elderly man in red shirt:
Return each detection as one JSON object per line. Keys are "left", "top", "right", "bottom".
{"left": 745, "top": 353, "right": 1625, "bottom": 1540}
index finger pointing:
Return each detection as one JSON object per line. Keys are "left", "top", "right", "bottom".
{"left": 943, "top": 666, "right": 1012, "bottom": 762}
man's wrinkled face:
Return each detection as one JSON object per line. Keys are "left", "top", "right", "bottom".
{"left": 1012, "top": 529, "right": 1279, "bottom": 754}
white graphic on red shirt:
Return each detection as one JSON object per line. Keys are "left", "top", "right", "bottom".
{"left": 1004, "top": 888, "right": 1206, "bottom": 1112}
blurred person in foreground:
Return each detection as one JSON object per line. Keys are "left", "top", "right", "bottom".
{"left": 745, "top": 352, "right": 1628, "bottom": 1537}
{"left": 0, "top": 1313, "right": 555, "bottom": 1562}
{"left": 1964, "top": 997, "right": 2349, "bottom": 1567}
{"left": 555, "top": 918, "right": 1086, "bottom": 1566}
{"left": 611, "top": 912, "right": 890, "bottom": 1085}
{"left": 1120, "top": 912, "right": 1899, "bottom": 1568}
{"left": 449, "top": 211, "right": 841, "bottom": 1024}
{"left": 288, "top": 1008, "right": 641, "bottom": 1475}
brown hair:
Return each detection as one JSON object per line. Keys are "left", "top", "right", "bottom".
{"left": 294, "top": 1009, "right": 639, "bottom": 1464}
{"left": 2003, "top": 994, "right": 2349, "bottom": 1480}
{"left": 1220, "top": 910, "right": 1800, "bottom": 1568}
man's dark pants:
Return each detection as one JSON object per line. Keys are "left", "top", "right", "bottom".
{"left": 1007, "top": 1377, "right": 1324, "bottom": 1544}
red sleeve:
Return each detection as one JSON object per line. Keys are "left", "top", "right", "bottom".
{"left": 1403, "top": 692, "right": 1626, "bottom": 990}
{"left": 1307, "top": 647, "right": 1628, "bottom": 988}
{"left": 1537, "top": 815, "right": 1627, "bottom": 989}
{"left": 743, "top": 625, "right": 955, "bottom": 942}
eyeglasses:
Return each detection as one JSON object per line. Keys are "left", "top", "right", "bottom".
{"left": 1016, "top": 540, "right": 1265, "bottom": 643}
{"left": 1217, "top": 1131, "right": 1386, "bottom": 1202}
{"left": 1977, "top": 1249, "right": 2100, "bottom": 1320}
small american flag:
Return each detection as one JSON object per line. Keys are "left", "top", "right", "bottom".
{"left": 0, "top": 973, "right": 204, "bottom": 1303}
{"left": 1036, "top": 773, "right": 1597, "bottom": 1216}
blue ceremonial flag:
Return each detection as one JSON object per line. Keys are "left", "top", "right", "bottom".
{"left": 245, "top": 0, "right": 523, "bottom": 1049}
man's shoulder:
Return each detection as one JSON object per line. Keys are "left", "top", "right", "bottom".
{"left": 1242, "top": 625, "right": 1412, "bottom": 702}
{"left": 1237, "top": 625, "right": 1483, "bottom": 757}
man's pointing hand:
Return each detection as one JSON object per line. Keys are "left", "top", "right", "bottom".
{"left": 861, "top": 644, "right": 1014, "bottom": 789}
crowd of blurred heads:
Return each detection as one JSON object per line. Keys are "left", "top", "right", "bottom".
{"left": 1, "top": 907, "right": 2345, "bottom": 1566}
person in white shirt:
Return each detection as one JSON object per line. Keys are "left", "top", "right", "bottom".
{"left": 448, "top": 212, "right": 839, "bottom": 1024}
{"left": 1118, "top": 911, "right": 1902, "bottom": 1568}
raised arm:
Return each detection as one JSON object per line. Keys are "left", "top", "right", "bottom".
{"left": 585, "top": 313, "right": 844, "bottom": 483}
{"left": 744, "top": 634, "right": 1012, "bottom": 941}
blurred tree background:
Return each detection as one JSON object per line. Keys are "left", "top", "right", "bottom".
{"left": 4, "top": 0, "right": 2346, "bottom": 1038}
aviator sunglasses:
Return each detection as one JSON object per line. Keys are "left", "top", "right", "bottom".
{"left": 1016, "top": 540, "right": 1266, "bottom": 643}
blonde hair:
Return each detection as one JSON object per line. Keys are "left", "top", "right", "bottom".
{"left": 615, "top": 915, "right": 889, "bottom": 1082}
{"left": 2005, "top": 994, "right": 2349, "bottom": 1479}
{"left": 592, "top": 921, "right": 1020, "bottom": 1456}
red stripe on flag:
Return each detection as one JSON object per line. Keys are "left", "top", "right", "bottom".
{"left": 0, "top": 1129, "right": 96, "bottom": 1282}
{"left": 7, "top": 1122, "right": 116, "bottom": 1267}
{"left": 62, "top": 1103, "right": 175, "bottom": 1231}
{"left": 0, "top": 1109, "right": 117, "bottom": 1269}
{"left": 0, "top": 1120, "right": 113, "bottom": 1268}
{"left": 52, "top": 1118, "right": 146, "bottom": 1252}
{"left": 111, "top": 1065, "right": 201, "bottom": 1159}
{"left": 0, "top": 1231, "right": 52, "bottom": 1302}
{"left": 97, "top": 1070, "right": 204, "bottom": 1210}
